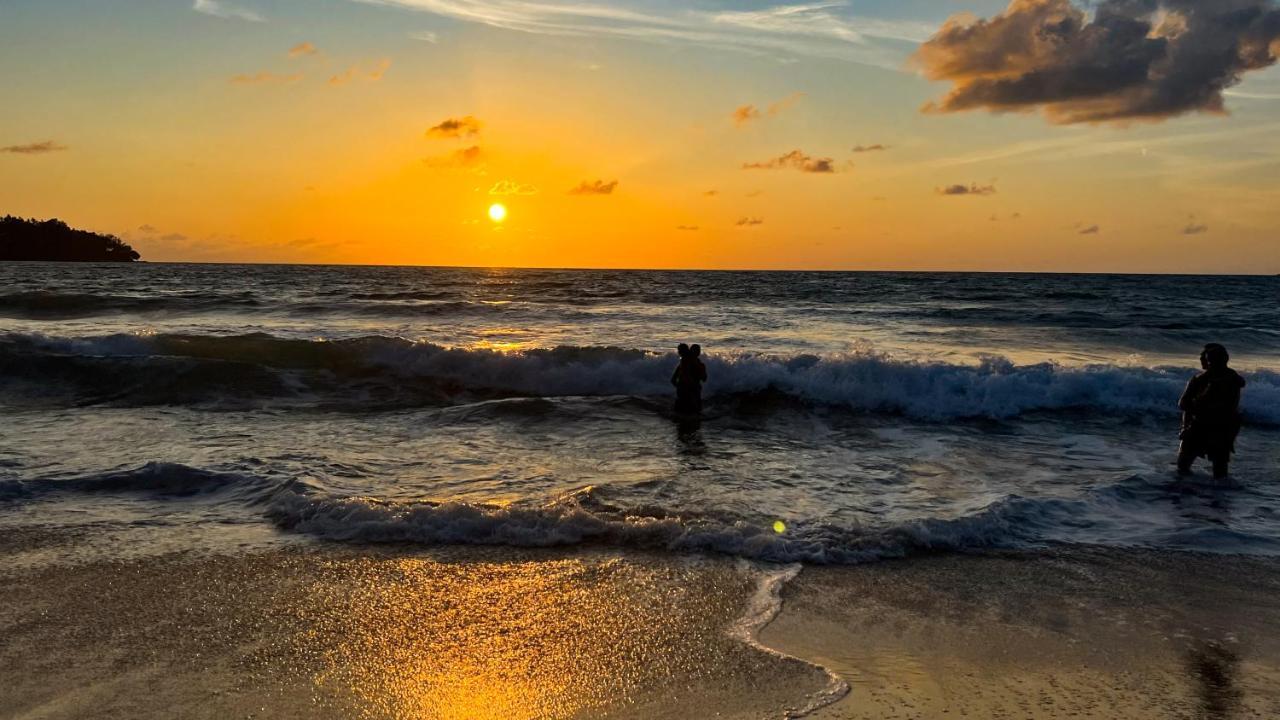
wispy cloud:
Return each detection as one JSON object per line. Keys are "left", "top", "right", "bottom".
{"left": 229, "top": 71, "right": 302, "bottom": 85}
{"left": 1, "top": 140, "right": 68, "bottom": 154}
{"left": 353, "top": 1, "right": 935, "bottom": 69}
{"left": 489, "top": 180, "right": 538, "bottom": 195}
{"left": 424, "top": 145, "right": 483, "bottom": 167}
{"left": 676, "top": 225, "right": 699, "bottom": 231}
{"left": 736, "top": 217, "right": 764, "bottom": 226}
{"left": 569, "top": 179, "right": 618, "bottom": 195}
{"left": 936, "top": 183, "right": 996, "bottom": 196}
{"left": 329, "top": 58, "right": 392, "bottom": 86}
{"left": 743, "top": 149, "right": 835, "bottom": 173}
{"left": 1078, "top": 224, "right": 1101, "bottom": 235}
{"left": 288, "top": 42, "right": 318, "bottom": 58}
{"left": 192, "top": 0, "right": 264, "bottom": 22}
{"left": 409, "top": 30, "right": 440, "bottom": 43}
{"left": 427, "top": 115, "right": 482, "bottom": 138}
{"left": 851, "top": 144, "right": 888, "bottom": 153}
{"left": 733, "top": 91, "right": 805, "bottom": 127}
{"left": 1183, "top": 222, "right": 1209, "bottom": 235}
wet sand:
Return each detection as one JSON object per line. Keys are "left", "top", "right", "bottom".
{"left": 764, "top": 548, "right": 1280, "bottom": 719}
{"left": 0, "top": 544, "right": 833, "bottom": 720}
{"left": 4, "top": 540, "right": 1280, "bottom": 719}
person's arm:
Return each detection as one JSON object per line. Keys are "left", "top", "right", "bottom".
{"left": 671, "top": 365, "right": 681, "bottom": 387}
{"left": 1178, "top": 376, "right": 1201, "bottom": 413}
{"left": 698, "top": 362, "right": 707, "bottom": 383}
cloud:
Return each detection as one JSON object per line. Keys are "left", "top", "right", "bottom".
{"left": 1079, "top": 224, "right": 1101, "bottom": 235}
{"left": 732, "top": 91, "right": 805, "bottom": 126}
{"left": 137, "top": 224, "right": 157, "bottom": 233}
{"left": 288, "top": 42, "right": 318, "bottom": 58}
{"left": 676, "top": 225, "right": 700, "bottom": 231}
{"left": 703, "top": 190, "right": 720, "bottom": 197}
{"left": 424, "top": 145, "right": 484, "bottom": 167}
{"left": 489, "top": 180, "right": 538, "bottom": 195}
{"left": 914, "top": 0, "right": 1280, "bottom": 125}
{"left": 743, "top": 149, "right": 836, "bottom": 173}
{"left": 427, "top": 115, "right": 482, "bottom": 138}
{"left": 410, "top": 30, "right": 440, "bottom": 43}
{"left": 1, "top": 140, "right": 68, "bottom": 154}
{"left": 732, "top": 105, "right": 762, "bottom": 127}
{"left": 1183, "top": 222, "right": 1210, "bottom": 234}
{"left": 568, "top": 179, "right": 618, "bottom": 195}
{"left": 353, "top": 1, "right": 937, "bottom": 70}
{"left": 229, "top": 71, "right": 302, "bottom": 85}
{"left": 851, "top": 144, "right": 889, "bottom": 153}
{"left": 936, "top": 183, "right": 997, "bottom": 196}
{"left": 736, "top": 217, "right": 764, "bottom": 226}
{"left": 192, "top": 0, "right": 264, "bottom": 22}
{"left": 329, "top": 59, "right": 392, "bottom": 86}
{"left": 159, "top": 232, "right": 191, "bottom": 243}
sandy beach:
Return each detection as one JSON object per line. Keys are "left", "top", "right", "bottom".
{"left": 4, "top": 537, "right": 1279, "bottom": 719}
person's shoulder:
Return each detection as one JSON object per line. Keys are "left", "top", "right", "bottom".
{"left": 1228, "top": 368, "right": 1246, "bottom": 387}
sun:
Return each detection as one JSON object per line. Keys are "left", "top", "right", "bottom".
{"left": 488, "top": 203, "right": 507, "bottom": 223}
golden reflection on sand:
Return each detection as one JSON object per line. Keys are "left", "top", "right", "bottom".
{"left": 293, "top": 553, "right": 805, "bottom": 720}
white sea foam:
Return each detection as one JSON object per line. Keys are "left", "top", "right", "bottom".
{"left": 5, "top": 331, "right": 1278, "bottom": 422}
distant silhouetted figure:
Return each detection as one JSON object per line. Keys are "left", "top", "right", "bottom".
{"left": 1177, "top": 344, "right": 1245, "bottom": 480}
{"left": 671, "top": 343, "right": 707, "bottom": 415}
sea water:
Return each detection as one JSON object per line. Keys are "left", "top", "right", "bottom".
{"left": 2, "top": 263, "right": 1278, "bottom": 563}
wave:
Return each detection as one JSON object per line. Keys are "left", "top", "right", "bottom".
{"left": 11, "top": 464, "right": 1277, "bottom": 563}
{"left": 0, "top": 290, "right": 260, "bottom": 319}
{"left": 2, "top": 331, "right": 1278, "bottom": 422}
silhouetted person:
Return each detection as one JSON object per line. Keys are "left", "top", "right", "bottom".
{"left": 671, "top": 343, "right": 707, "bottom": 415}
{"left": 1177, "top": 344, "right": 1245, "bottom": 480}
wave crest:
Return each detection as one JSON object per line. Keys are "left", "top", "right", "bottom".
{"left": 2, "top": 331, "right": 1277, "bottom": 422}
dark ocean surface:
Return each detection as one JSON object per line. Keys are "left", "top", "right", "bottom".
{"left": 2, "top": 263, "right": 1278, "bottom": 563}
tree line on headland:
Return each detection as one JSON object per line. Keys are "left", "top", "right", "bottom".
{"left": 0, "top": 216, "right": 140, "bottom": 262}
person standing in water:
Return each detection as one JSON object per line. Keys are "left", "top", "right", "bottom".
{"left": 671, "top": 343, "right": 707, "bottom": 415}
{"left": 1177, "top": 343, "right": 1246, "bottom": 480}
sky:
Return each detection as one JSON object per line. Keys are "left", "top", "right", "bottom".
{"left": 2, "top": 0, "right": 1280, "bottom": 273}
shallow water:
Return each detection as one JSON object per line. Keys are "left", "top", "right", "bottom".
{"left": 2, "top": 263, "right": 1278, "bottom": 562}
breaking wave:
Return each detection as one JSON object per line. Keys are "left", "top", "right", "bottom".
{"left": 3, "top": 331, "right": 1278, "bottom": 421}
{"left": 7, "top": 463, "right": 1278, "bottom": 562}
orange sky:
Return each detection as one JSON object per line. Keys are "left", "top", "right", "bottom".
{"left": 2, "top": 0, "right": 1279, "bottom": 272}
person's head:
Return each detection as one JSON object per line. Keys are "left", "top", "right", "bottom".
{"left": 677, "top": 343, "right": 689, "bottom": 358}
{"left": 1201, "top": 343, "right": 1229, "bottom": 370}
{"left": 690, "top": 344, "right": 701, "bottom": 357}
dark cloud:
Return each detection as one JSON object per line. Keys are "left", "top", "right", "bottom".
{"left": 914, "top": 0, "right": 1280, "bottom": 124}
{"left": 703, "top": 190, "right": 720, "bottom": 197}
{"left": 1, "top": 140, "right": 68, "bottom": 154}
{"left": 676, "top": 225, "right": 700, "bottom": 231}
{"left": 736, "top": 217, "right": 764, "bottom": 226}
{"left": 851, "top": 144, "right": 890, "bottom": 153}
{"left": 1079, "top": 224, "right": 1102, "bottom": 234}
{"left": 137, "top": 224, "right": 157, "bottom": 233}
{"left": 743, "top": 150, "right": 836, "bottom": 173}
{"left": 427, "top": 115, "right": 483, "bottom": 139}
{"left": 937, "top": 183, "right": 997, "bottom": 196}
{"left": 568, "top": 179, "right": 618, "bottom": 195}
{"left": 1183, "top": 222, "right": 1210, "bottom": 234}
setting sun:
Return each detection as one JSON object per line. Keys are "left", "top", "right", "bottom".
{"left": 488, "top": 204, "right": 507, "bottom": 223}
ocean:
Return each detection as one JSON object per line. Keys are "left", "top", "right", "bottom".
{"left": 1, "top": 263, "right": 1279, "bottom": 564}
